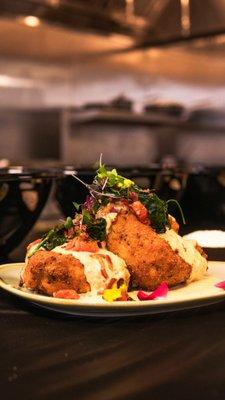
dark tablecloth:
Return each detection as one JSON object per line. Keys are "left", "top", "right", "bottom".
{"left": 1, "top": 286, "right": 225, "bottom": 400}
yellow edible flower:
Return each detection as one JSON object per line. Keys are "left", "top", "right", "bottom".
{"left": 102, "top": 288, "right": 121, "bottom": 302}
{"left": 123, "top": 178, "right": 133, "bottom": 188}
{"left": 102, "top": 283, "right": 127, "bottom": 302}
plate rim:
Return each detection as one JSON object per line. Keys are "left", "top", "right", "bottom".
{"left": 1, "top": 261, "right": 225, "bottom": 311}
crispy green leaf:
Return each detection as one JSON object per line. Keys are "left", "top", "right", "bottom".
{"left": 86, "top": 218, "right": 107, "bottom": 242}
{"left": 138, "top": 192, "right": 169, "bottom": 233}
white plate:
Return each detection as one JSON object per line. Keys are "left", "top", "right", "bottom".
{"left": 0, "top": 262, "right": 225, "bottom": 317}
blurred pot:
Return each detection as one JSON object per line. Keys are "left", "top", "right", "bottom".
{"left": 0, "top": 167, "right": 56, "bottom": 259}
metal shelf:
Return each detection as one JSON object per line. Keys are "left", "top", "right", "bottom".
{"left": 66, "top": 109, "right": 225, "bottom": 132}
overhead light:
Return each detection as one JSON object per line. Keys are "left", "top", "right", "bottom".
{"left": 46, "top": 0, "right": 60, "bottom": 6}
{"left": 0, "top": 75, "right": 35, "bottom": 88}
{"left": 126, "top": 0, "right": 134, "bottom": 20}
{"left": 180, "top": 0, "right": 190, "bottom": 36}
{"left": 22, "top": 15, "right": 41, "bottom": 28}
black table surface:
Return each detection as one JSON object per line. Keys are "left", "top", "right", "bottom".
{"left": 1, "top": 252, "right": 225, "bottom": 400}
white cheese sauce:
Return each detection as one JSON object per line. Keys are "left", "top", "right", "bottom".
{"left": 160, "top": 229, "right": 208, "bottom": 282}
{"left": 52, "top": 246, "right": 130, "bottom": 294}
{"left": 102, "top": 212, "right": 118, "bottom": 234}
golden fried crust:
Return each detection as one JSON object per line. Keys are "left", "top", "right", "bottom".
{"left": 22, "top": 251, "right": 90, "bottom": 295}
{"left": 107, "top": 211, "right": 192, "bottom": 290}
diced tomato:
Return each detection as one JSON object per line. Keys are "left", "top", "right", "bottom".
{"left": 27, "top": 239, "right": 41, "bottom": 250}
{"left": 130, "top": 201, "right": 150, "bottom": 224}
{"left": 65, "top": 239, "right": 98, "bottom": 252}
{"left": 53, "top": 289, "right": 80, "bottom": 299}
{"left": 169, "top": 216, "right": 179, "bottom": 233}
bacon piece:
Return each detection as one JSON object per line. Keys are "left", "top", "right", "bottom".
{"left": 104, "top": 254, "right": 113, "bottom": 270}
{"left": 100, "top": 266, "right": 108, "bottom": 279}
{"left": 91, "top": 254, "right": 109, "bottom": 279}
{"left": 107, "top": 278, "right": 117, "bottom": 289}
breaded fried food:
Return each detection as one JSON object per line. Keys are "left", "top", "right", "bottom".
{"left": 22, "top": 250, "right": 90, "bottom": 296}
{"left": 106, "top": 210, "right": 192, "bottom": 290}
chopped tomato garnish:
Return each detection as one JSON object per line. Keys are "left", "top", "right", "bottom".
{"left": 27, "top": 239, "right": 41, "bottom": 250}
{"left": 169, "top": 216, "right": 179, "bottom": 233}
{"left": 65, "top": 238, "right": 99, "bottom": 252}
{"left": 130, "top": 201, "right": 150, "bottom": 224}
{"left": 53, "top": 289, "right": 80, "bottom": 299}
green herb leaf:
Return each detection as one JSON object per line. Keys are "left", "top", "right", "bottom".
{"left": 86, "top": 218, "right": 107, "bottom": 242}
{"left": 95, "top": 164, "right": 134, "bottom": 193}
{"left": 41, "top": 225, "right": 67, "bottom": 251}
{"left": 82, "top": 209, "right": 92, "bottom": 225}
{"left": 73, "top": 202, "right": 81, "bottom": 211}
{"left": 138, "top": 192, "right": 169, "bottom": 233}
{"left": 64, "top": 216, "right": 73, "bottom": 229}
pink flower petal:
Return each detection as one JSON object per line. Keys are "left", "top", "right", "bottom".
{"left": 137, "top": 282, "right": 169, "bottom": 301}
{"left": 215, "top": 281, "right": 225, "bottom": 289}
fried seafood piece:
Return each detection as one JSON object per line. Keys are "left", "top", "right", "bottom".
{"left": 22, "top": 250, "right": 90, "bottom": 296}
{"left": 106, "top": 211, "right": 192, "bottom": 290}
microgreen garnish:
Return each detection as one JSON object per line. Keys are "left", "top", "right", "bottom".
{"left": 166, "top": 199, "right": 186, "bottom": 225}
{"left": 95, "top": 165, "right": 134, "bottom": 192}
{"left": 71, "top": 159, "right": 185, "bottom": 235}
{"left": 29, "top": 157, "right": 186, "bottom": 257}
{"left": 64, "top": 216, "right": 73, "bottom": 229}
{"left": 73, "top": 202, "right": 81, "bottom": 211}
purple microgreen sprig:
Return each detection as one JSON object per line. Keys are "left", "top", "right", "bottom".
{"left": 72, "top": 174, "right": 121, "bottom": 200}
{"left": 83, "top": 195, "right": 95, "bottom": 213}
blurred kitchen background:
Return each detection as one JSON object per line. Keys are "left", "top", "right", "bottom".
{"left": 0, "top": 0, "right": 225, "bottom": 261}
